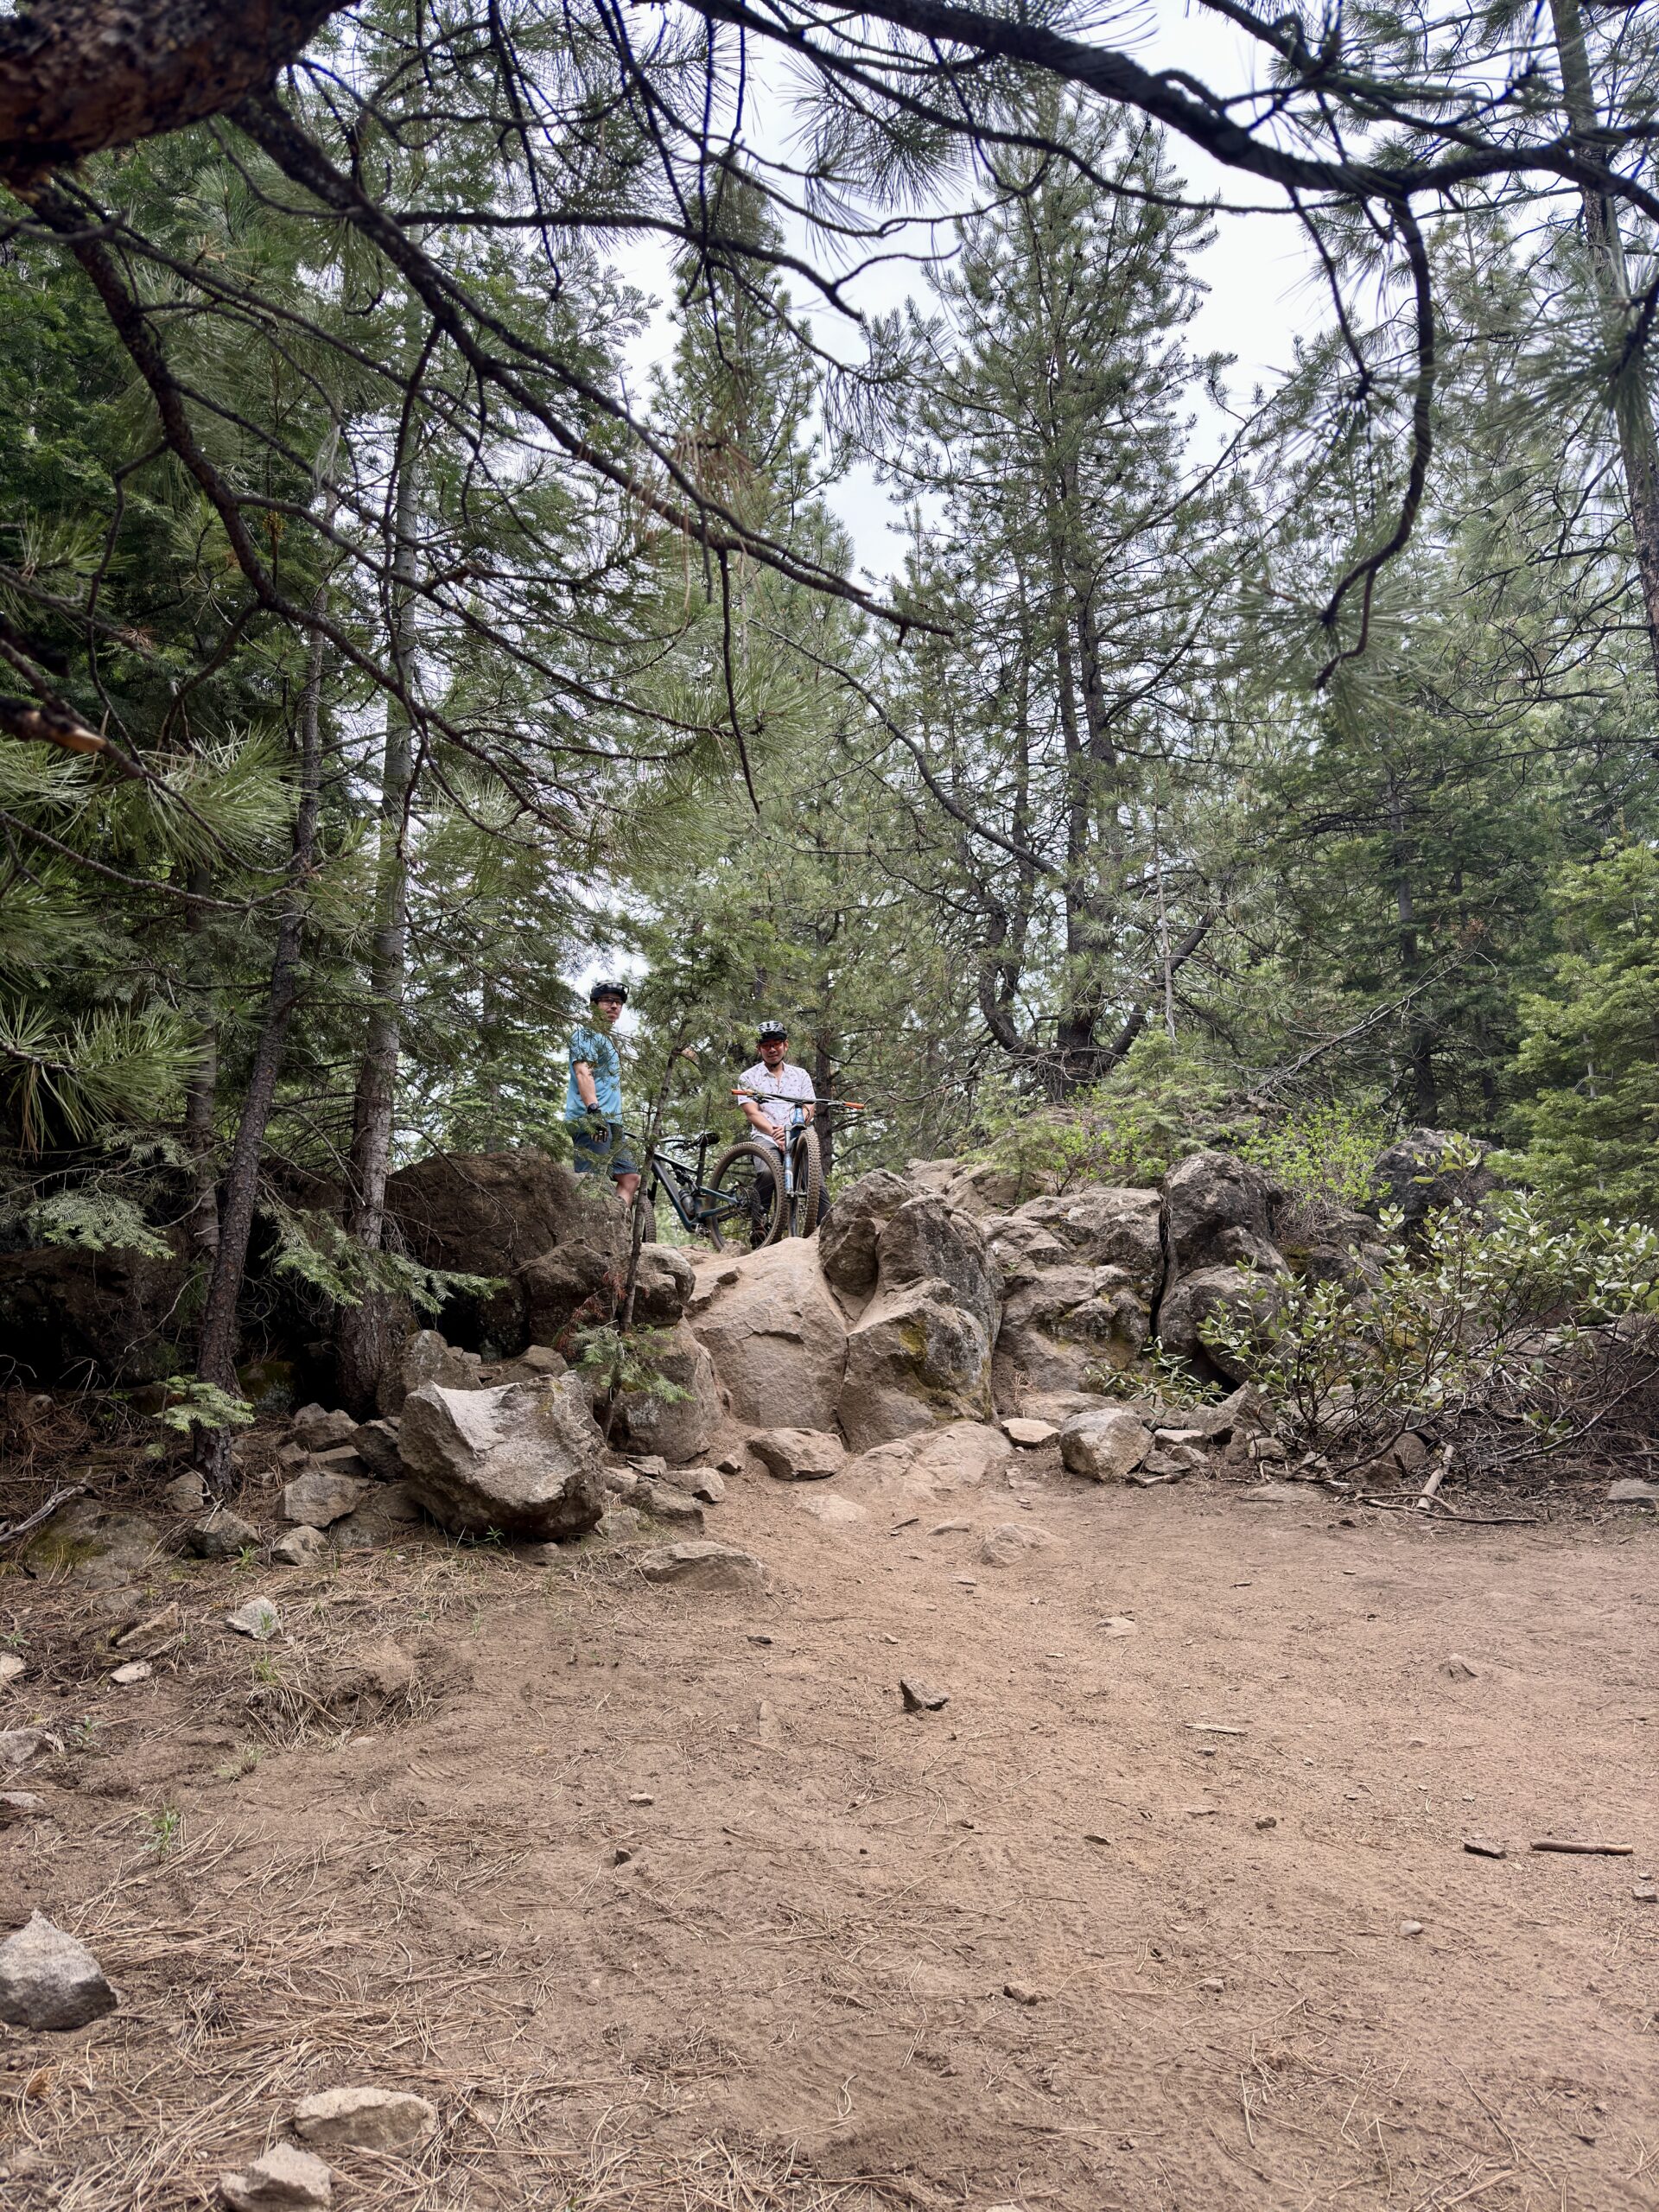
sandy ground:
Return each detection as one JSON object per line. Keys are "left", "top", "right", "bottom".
{"left": 2, "top": 1443, "right": 1656, "bottom": 2212}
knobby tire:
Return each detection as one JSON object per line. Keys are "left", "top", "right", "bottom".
{"left": 706, "top": 1140, "right": 785, "bottom": 1253}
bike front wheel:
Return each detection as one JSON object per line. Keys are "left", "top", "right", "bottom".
{"left": 789, "top": 1123, "right": 823, "bottom": 1237}
{"left": 705, "top": 1141, "right": 785, "bottom": 1253}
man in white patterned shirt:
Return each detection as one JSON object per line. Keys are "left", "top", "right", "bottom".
{"left": 736, "top": 1020, "right": 816, "bottom": 1149}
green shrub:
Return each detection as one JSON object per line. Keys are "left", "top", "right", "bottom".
{"left": 1199, "top": 1187, "right": 1659, "bottom": 1459}
{"left": 1239, "top": 1098, "right": 1395, "bottom": 1210}
{"left": 972, "top": 1033, "right": 1234, "bottom": 1193}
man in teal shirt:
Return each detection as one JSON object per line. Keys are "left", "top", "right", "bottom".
{"left": 565, "top": 982, "right": 641, "bottom": 1205}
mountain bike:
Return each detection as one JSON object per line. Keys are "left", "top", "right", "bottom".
{"left": 731, "top": 1092, "right": 862, "bottom": 1243}
{"left": 632, "top": 1123, "right": 784, "bottom": 1254}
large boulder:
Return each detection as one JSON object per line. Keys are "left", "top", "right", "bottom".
{"left": 843, "top": 1420, "right": 1011, "bottom": 1500}
{"left": 1156, "top": 1264, "right": 1280, "bottom": 1382}
{"left": 992, "top": 1186, "right": 1164, "bottom": 1298}
{"left": 0, "top": 1236, "right": 189, "bottom": 1387}
{"left": 1164, "top": 1150, "right": 1281, "bottom": 1274}
{"left": 613, "top": 1320, "right": 720, "bottom": 1465}
{"left": 817, "top": 1170, "right": 912, "bottom": 1300}
{"left": 907, "top": 1157, "right": 1047, "bottom": 1215}
{"left": 1370, "top": 1129, "right": 1499, "bottom": 1233}
{"left": 994, "top": 1262, "right": 1154, "bottom": 1396}
{"left": 1275, "top": 1198, "right": 1392, "bottom": 1289}
{"left": 397, "top": 1376, "right": 605, "bottom": 1541}
{"left": 1157, "top": 1152, "right": 1288, "bottom": 1382}
{"left": 386, "top": 1150, "right": 626, "bottom": 1356}
{"left": 839, "top": 1195, "right": 1000, "bottom": 1451}
{"left": 687, "top": 1237, "right": 848, "bottom": 1431}
{"left": 987, "top": 1185, "right": 1164, "bottom": 1401}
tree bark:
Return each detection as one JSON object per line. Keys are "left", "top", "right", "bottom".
{"left": 1550, "top": 0, "right": 1659, "bottom": 699}
{"left": 193, "top": 587, "right": 328, "bottom": 1486}
{"left": 0, "top": 0, "right": 353, "bottom": 187}
{"left": 334, "top": 450, "right": 420, "bottom": 1414}
{"left": 181, "top": 862, "right": 220, "bottom": 1264}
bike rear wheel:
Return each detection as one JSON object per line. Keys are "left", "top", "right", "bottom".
{"left": 706, "top": 1140, "right": 785, "bottom": 1252}
{"left": 789, "top": 1123, "right": 823, "bottom": 1237}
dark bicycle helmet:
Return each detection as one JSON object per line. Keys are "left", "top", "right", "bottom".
{"left": 757, "top": 1018, "right": 788, "bottom": 1041}
{"left": 588, "top": 981, "right": 629, "bottom": 1003}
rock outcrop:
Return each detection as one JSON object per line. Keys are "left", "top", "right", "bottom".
{"left": 613, "top": 1319, "right": 720, "bottom": 1465}
{"left": 0, "top": 1235, "right": 189, "bottom": 1386}
{"left": 387, "top": 1149, "right": 626, "bottom": 1357}
{"left": 1155, "top": 1151, "right": 1287, "bottom": 1382}
{"left": 397, "top": 1376, "right": 606, "bottom": 1541}
{"left": 839, "top": 1192, "right": 999, "bottom": 1450}
{"left": 688, "top": 1237, "right": 848, "bottom": 1431}
{"left": 985, "top": 1187, "right": 1163, "bottom": 1396}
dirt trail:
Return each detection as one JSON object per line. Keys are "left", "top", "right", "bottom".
{"left": 3, "top": 1449, "right": 1656, "bottom": 2211}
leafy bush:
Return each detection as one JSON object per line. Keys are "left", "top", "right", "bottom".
{"left": 1199, "top": 1188, "right": 1659, "bottom": 1464}
{"left": 972, "top": 1033, "right": 1235, "bottom": 1193}
{"left": 1239, "top": 1097, "right": 1396, "bottom": 1210}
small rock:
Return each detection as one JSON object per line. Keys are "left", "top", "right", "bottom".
{"left": 1058, "top": 1406, "right": 1153, "bottom": 1483}
{"left": 602, "top": 1466, "right": 641, "bottom": 1500}
{"left": 1445, "top": 1652, "right": 1479, "bottom": 1680}
{"left": 0, "top": 1654, "right": 23, "bottom": 1685}
{"left": 978, "top": 1522, "right": 1062, "bottom": 1567}
{"left": 270, "top": 1526, "right": 327, "bottom": 1567}
{"left": 111, "top": 1661, "right": 151, "bottom": 1686}
{"left": 162, "top": 1472, "right": 207, "bottom": 1515}
{"left": 519, "top": 1344, "right": 566, "bottom": 1376}
{"left": 350, "top": 1419, "right": 404, "bottom": 1480}
{"left": 1633, "top": 1885, "right": 1657, "bottom": 1904}
{"left": 1608, "top": 1476, "right": 1659, "bottom": 1503}
{"left": 276, "top": 1442, "right": 310, "bottom": 1471}
{"left": 219, "top": 2140, "right": 333, "bottom": 2211}
{"left": 0, "top": 1727, "right": 60, "bottom": 1772}
{"left": 291, "top": 2082, "right": 438, "bottom": 2152}
{"left": 1002, "top": 1980, "right": 1041, "bottom": 2005}
{"left": 1098, "top": 1616, "right": 1137, "bottom": 1637}
{"left": 751, "top": 1427, "right": 846, "bottom": 1483}
{"left": 112, "top": 1602, "right": 181, "bottom": 1656}
{"left": 627, "top": 1454, "right": 669, "bottom": 1479}
{"left": 0, "top": 1791, "right": 47, "bottom": 1818}
{"left": 0, "top": 1911, "right": 118, "bottom": 2030}
{"left": 613, "top": 1846, "right": 632, "bottom": 1865}
{"left": 291, "top": 1406, "right": 357, "bottom": 1452}
{"left": 1002, "top": 1417, "right": 1058, "bottom": 1447}
{"left": 656, "top": 1463, "right": 726, "bottom": 1503}
{"left": 281, "top": 1471, "right": 365, "bottom": 1528}
{"left": 636, "top": 1480, "right": 703, "bottom": 1529}
{"left": 186, "top": 1510, "right": 260, "bottom": 1560}
{"left": 1255, "top": 1815, "right": 1277, "bottom": 1830}
{"left": 1400, "top": 1920, "right": 1424, "bottom": 1937}
{"left": 1464, "top": 1838, "right": 1506, "bottom": 1859}
{"left": 1199, "top": 1977, "right": 1224, "bottom": 1993}
{"left": 596, "top": 1504, "right": 649, "bottom": 1541}
{"left": 899, "top": 1678, "right": 948, "bottom": 1713}
{"left": 794, "top": 1491, "right": 868, "bottom": 1527}
{"left": 638, "top": 1541, "right": 766, "bottom": 1593}
{"left": 715, "top": 1450, "right": 744, "bottom": 1475}
{"left": 225, "top": 1597, "right": 281, "bottom": 1640}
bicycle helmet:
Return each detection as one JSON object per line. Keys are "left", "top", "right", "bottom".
{"left": 756, "top": 1019, "right": 788, "bottom": 1042}
{"left": 589, "top": 981, "right": 629, "bottom": 1004}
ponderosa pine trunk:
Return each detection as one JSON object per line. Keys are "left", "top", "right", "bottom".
{"left": 1550, "top": 0, "right": 1659, "bottom": 700}
{"left": 194, "top": 596, "right": 329, "bottom": 1488}
{"left": 334, "top": 454, "right": 419, "bottom": 1414}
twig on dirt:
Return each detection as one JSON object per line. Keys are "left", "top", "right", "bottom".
{"left": 1530, "top": 1838, "right": 1633, "bottom": 1856}
{"left": 1415, "top": 1454, "right": 1448, "bottom": 1513}
{"left": 0, "top": 1481, "right": 86, "bottom": 1545}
